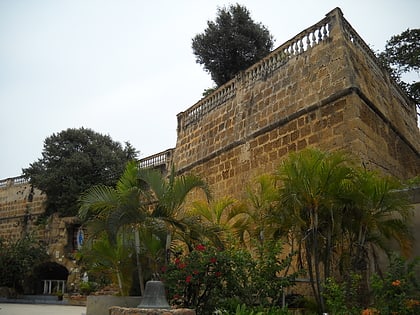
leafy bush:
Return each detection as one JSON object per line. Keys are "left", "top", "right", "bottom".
{"left": 322, "top": 255, "right": 420, "bottom": 315}
{"left": 322, "top": 274, "right": 362, "bottom": 315}
{"left": 0, "top": 236, "right": 48, "bottom": 293}
{"left": 163, "top": 240, "right": 301, "bottom": 314}
{"left": 79, "top": 281, "right": 97, "bottom": 295}
{"left": 370, "top": 255, "right": 420, "bottom": 315}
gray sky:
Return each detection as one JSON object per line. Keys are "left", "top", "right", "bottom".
{"left": 1, "top": 0, "right": 419, "bottom": 179}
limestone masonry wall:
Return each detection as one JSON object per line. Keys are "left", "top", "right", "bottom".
{"left": 0, "top": 177, "right": 81, "bottom": 288}
{"left": 0, "top": 177, "right": 46, "bottom": 241}
{"left": 173, "top": 8, "right": 420, "bottom": 200}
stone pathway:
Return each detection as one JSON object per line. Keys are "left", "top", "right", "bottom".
{"left": 0, "top": 303, "right": 86, "bottom": 315}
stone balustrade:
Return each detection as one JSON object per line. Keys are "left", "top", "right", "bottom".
{"left": 138, "top": 149, "right": 174, "bottom": 169}
{"left": 178, "top": 81, "right": 236, "bottom": 130}
{"left": 0, "top": 176, "right": 29, "bottom": 188}
{"left": 242, "top": 15, "right": 330, "bottom": 87}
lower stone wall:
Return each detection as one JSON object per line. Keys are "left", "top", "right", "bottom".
{"left": 87, "top": 296, "right": 141, "bottom": 315}
{"left": 109, "top": 307, "right": 195, "bottom": 315}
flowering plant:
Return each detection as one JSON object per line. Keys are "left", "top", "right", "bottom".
{"left": 370, "top": 255, "right": 420, "bottom": 315}
{"left": 162, "top": 240, "right": 301, "bottom": 314}
{"left": 162, "top": 243, "right": 230, "bottom": 313}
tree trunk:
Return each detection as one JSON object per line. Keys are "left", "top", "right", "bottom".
{"left": 134, "top": 230, "right": 145, "bottom": 295}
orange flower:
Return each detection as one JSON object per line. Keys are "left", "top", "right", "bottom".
{"left": 392, "top": 279, "right": 401, "bottom": 287}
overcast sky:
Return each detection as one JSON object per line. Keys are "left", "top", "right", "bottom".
{"left": 1, "top": 0, "right": 419, "bottom": 179}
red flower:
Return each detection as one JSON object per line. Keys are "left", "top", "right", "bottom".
{"left": 195, "top": 244, "right": 206, "bottom": 251}
{"left": 210, "top": 257, "right": 217, "bottom": 263}
{"left": 174, "top": 258, "right": 181, "bottom": 264}
{"left": 215, "top": 271, "right": 222, "bottom": 277}
{"left": 185, "top": 275, "right": 192, "bottom": 283}
{"left": 178, "top": 263, "right": 186, "bottom": 269}
{"left": 160, "top": 265, "right": 167, "bottom": 273}
{"left": 193, "top": 270, "right": 199, "bottom": 275}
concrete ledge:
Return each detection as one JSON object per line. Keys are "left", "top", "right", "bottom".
{"left": 109, "top": 307, "right": 195, "bottom": 315}
{"left": 87, "top": 296, "right": 141, "bottom": 315}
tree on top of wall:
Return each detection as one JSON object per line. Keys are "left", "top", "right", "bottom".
{"left": 192, "top": 4, "right": 274, "bottom": 87}
{"left": 378, "top": 28, "right": 420, "bottom": 111}
{"left": 23, "top": 127, "right": 138, "bottom": 217}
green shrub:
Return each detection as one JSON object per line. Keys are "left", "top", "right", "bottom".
{"left": 370, "top": 255, "right": 420, "bottom": 315}
{"left": 163, "top": 240, "right": 301, "bottom": 314}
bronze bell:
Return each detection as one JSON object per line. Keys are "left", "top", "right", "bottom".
{"left": 137, "top": 280, "right": 170, "bottom": 309}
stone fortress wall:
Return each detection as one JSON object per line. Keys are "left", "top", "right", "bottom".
{"left": 0, "top": 7, "right": 419, "bottom": 293}
{"left": 0, "top": 177, "right": 45, "bottom": 241}
{"left": 0, "top": 177, "right": 82, "bottom": 293}
{"left": 172, "top": 7, "right": 419, "bottom": 201}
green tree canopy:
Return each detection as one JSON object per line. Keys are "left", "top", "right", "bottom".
{"left": 192, "top": 4, "right": 274, "bottom": 87}
{"left": 23, "top": 127, "right": 138, "bottom": 217}
{"left": 378, "top": 28, "right": 420, "bottom": 108}
{"left": 0, "top": 236, "right": 48, "bottom": 293}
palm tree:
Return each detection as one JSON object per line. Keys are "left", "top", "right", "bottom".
{"left": 137, "top": 166, "right": 218, "bottom": 258}
{"left": 190, "top": 196, "right": 247, "bottom": 246}
{"left": 241, "top": 174, "right": 280, "bottom": 249}
{"left": 79, "top": 161, "right": 148, "bottom": 294}
{"left": 341, "top": 169, "right": 413, "bottom": 289}
{"left": 275, "top": 148, "right": 415, "bottom": 313}
{"left": 79, "top": 162, "right": 217, "bottom": 293}
{"left": 276, "top": 148, "right": 354, "bottom": 313}
{"left": 79, "top": 161, "right": 147, "bottom": 244}
{"left": 78, "top": 234, "right": 134, "bottom": 295}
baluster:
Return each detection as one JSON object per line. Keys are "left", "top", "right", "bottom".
{"left": 273, "top": 53, "right": 279, "bottom": 67}
{"left": 293, "top": 41, "right": 298, "bottom": 55}
{"left": 311, "top": 31, "right": 316, "bottom": 47}
{"left": 288, "top": 44, "right": 293, "bottom": 55}
{"left": 322, "top": 24, "right": 328, "bottom": 40}
{"left": 299, "top": 38, "right": 304, "bottom": 53}
{"left": 317, "top": 28, "right": 322, "bottom": 44}
{"left": 268, "top": 56, "right": 274, "bottom": 70}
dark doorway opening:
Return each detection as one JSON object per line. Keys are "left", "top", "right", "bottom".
{"left": 26, "top": 261, "right": 69, "bottom": 294}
